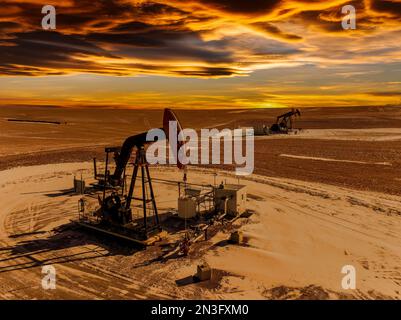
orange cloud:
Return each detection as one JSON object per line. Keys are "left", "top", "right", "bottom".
{"left": 0, "top": 0, "right": 399, "bottom": 78}
{"left": 0, "top": 0, "right": 400, "bottom": 108}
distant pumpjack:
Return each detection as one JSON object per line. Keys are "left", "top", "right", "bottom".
{"left": 270, "top": 108, "right": 301, "bottom": 133}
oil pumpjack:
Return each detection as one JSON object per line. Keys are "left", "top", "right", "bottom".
{"left": 270, "top": 108, "right": 301, "bottom": 133}
{"left": 78, "top": 108, "right": 185, "bottom": 244}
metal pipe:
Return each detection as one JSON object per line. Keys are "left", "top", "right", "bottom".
{"left": 102, "top": 152, "right": 109, "bottom": 207}
{"left": 93, "top": 157, "right": 97, "bottom": 179}
{"left": 141, "top": 164, "right": 147, "bottom": 232}
{"left": 145, "top": 164, "right": 159, "bottom": 227}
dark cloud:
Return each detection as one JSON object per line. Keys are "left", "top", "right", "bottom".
{"left": 0, "top": 21, "right": 20, "bottom": 31}
{"left": 251, "top": 22, "right": 302, "bottom": 40}
{"left": 136, "top": 2, "right": 188, "bottom": 16}
{"left": 110, "top": 21, "right": 155, "bottom": 33}
{"left": 370, "top": 0, "right": 401, "bottom": 17}
{"left": 174, "top": 67, "right": 237, "bottom": 77}
{"left": 0, "top": 31, "right": 117, "bottom": 75}
{"left": 198, "top": 0, "right": 282, "bottom": 14}
{"left": 369, "top": 91, "right": 401, "bottom": 97}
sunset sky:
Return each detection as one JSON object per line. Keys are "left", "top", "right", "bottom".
{"left": 0, "top": 0, "right": 401, "bottom": 109}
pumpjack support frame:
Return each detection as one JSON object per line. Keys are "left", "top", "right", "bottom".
{"left": 125, "top": 147, "right": 160, "bottom": 234}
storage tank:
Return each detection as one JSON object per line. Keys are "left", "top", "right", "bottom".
{"left": 178, "top": 197, "right": 197, "bottom": 219}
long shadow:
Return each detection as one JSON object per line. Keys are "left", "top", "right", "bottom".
{"left": 20, "top": 188, "right": 74, "bottom": 197}
{"left": 44, "top": 189, "right": 76, "bottom": 197}
{"left": 21, "top": 186, "right": 101, "bottom": 198}
{"left": 0, "top": 223, "right": 142, "bottom": 273}
{"left": 175, "top": 275, "right": 195, "bottom": 287}
{"left": 209, "top": 239, "right": 230, "bottom": 248}
{"left": 8, "top": 231, "right": 47, "bottom": 238}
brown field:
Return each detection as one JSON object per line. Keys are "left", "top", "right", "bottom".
{"left": 0, "top": 105, "right": 400, "bottom": 299}
{"left": 2, "top": 106, "right": 401, "bottom": 195}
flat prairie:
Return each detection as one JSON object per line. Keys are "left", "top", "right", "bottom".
{"left": 2, "top": 106, "right": 400, "bottom": 194}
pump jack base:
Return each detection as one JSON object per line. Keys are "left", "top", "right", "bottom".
{"left": 72, "top": 219, "right": 166, "bottom": 246}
